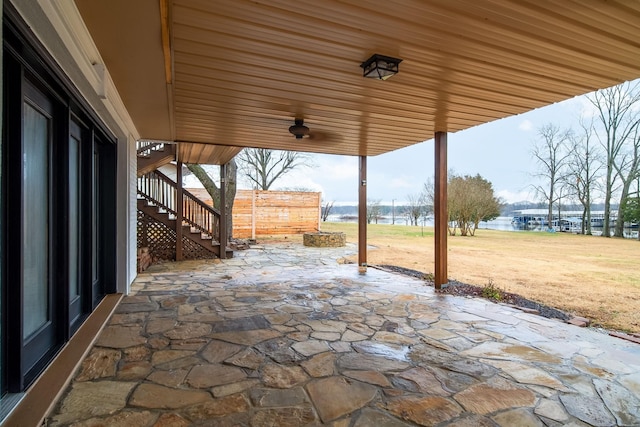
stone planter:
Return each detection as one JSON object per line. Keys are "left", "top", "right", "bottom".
{"left": 303, "top": 231, "right": 346, "bottom": 247}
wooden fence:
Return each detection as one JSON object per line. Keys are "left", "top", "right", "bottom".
{"left": 185, "top": 189, "right": 321, "bottom": 238}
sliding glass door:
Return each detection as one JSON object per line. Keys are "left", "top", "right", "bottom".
{"left": 21, "top": 83, "right": 56, "bottom": 381}
{"left": 2, "top": 13, "right": 117, "bottom": 393}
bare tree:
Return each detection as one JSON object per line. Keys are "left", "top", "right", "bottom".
{"left": 237, "top": 148, "right": 311, "bottom": 190}
{"left": 279, "top": 186, "right": 316, "bottom": 192}
{"left": 321, "top": 200, "right": 334, "bottom": 222}
{"left": 613, "top": 125, "right": 640, "bottom": 236}
{"left": 422, "top": 179, "right": 434, "bottom": 208}
{"left": 565, "top": 118, "right": 604, "bottom": 234}
{"left": 588, "top": 81, "right": 640, "bottom": 237}
{"left": 366, "top": 199, "right": 382, "bottom": 224}
{"left": 622, "top": 193, "right": 640, "bottom": 241}
{"left": 532, "top": 124, "right": 573, "bottom": 227}
{"left": 186, "top": 160, "right": 237, "bottom": 240}
{"left": 405, "top": 193, "right": 425, "bottom": 226}
{"left": 554, "top": 181, "right": 574, "bottom": 231}
{"left": 422, "top": 170, "right": 453, "bottom": 209}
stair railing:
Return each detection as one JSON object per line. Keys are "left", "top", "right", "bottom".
{"left": 182, "top": 188, "right": 221, "bottom": 239}
{"left": 137, "top": 140, "right": 171, "bottom": 156}
{"left": 137, "top": 170, "right": 221, "bottom": 241}
{"left": 137, "top": 170, "right": 176, "bottom": 213}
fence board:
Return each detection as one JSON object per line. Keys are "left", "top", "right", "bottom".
{"left": 184, "top": 189, "right": 321, "bottom": 238}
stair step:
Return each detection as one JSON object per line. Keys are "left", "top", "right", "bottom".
{"left": 137, "top": 145, "right": 176, "bottom": 176}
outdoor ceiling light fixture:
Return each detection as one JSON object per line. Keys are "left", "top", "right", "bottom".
{"left": 360, "top": 54, "right": 402, "bottom": 80}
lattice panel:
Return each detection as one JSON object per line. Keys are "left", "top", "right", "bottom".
{"left": 138, "top": 211, "right": 176, "bottom": 261}
{"left": 138, "top": 210, "right": 216, "bottom": 262}
{"left": 182, "top": 235, "right": 216, "bottom": 260}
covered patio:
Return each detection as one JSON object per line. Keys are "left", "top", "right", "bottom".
{"left": 4, "top": 0, "right": 640, "bottom": 425}
{"left": 72, "top": 0, "right": 640, "bottom": 287}
{"left": 45, "top": 243, "right": 640, "bottom": 426}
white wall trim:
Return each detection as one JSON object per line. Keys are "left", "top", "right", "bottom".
{"left": 35, "top": 0, "right": 140, "bottom": 140}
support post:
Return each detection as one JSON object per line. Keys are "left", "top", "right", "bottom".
{"left": 358, "top": 156, "right": 367, "bottom": 273}
{"left": 175, "top": 160, "right": 184, "bottom": 261}
{"left": 434, "top": 132, "right": 448, "bottom": 288}
{"left": 219, "top": 163, "right": 228, "bottom": 259}
{"left": 318, "top": 193, "right": 322, "bottom": 230}
{"left": 251, "top": 190, "right": 256, "bottom": 240}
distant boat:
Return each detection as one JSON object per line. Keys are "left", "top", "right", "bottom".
{"left": 511, "top": 216, "right": 525, "bottom": 225}
{"left": 560, "top": 217, "right": 582, "bottom": 233}
{"left": 590, "top": 218, "right": 604, "bottom": 227}
{"left": 511, "top": 215, "right": 548, "bottom": 228}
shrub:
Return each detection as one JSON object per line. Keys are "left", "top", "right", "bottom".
{"left": 482, "top": 279, "right": 503, "bottom": 301}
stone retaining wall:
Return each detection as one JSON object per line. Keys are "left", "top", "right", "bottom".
{"left": 303, "top": 232, "right": 346, "bottom": 247}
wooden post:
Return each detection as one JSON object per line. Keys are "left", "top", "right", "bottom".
{"left": 358, "top": 156, "right": 367, "bottom": 273}
{"left": 175, "top": 160, "right": 184, "bottom": 261}
{"left": 251, "top": 190, "right": 256, "bottom": 240}
{"left": 318, "top": 192, "right": 322, "bottom": 231}
{"left": 219, "top": 163, "right": 227, "bottom": 259}
{"left": 434, "top": 132, "right": 448, "bottom": 288}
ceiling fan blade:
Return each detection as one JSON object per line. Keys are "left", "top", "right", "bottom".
{"left": 308, "top": 130, "right": 341, "bottom": 143}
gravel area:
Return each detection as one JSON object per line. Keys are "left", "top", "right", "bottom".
{"left": 375, "top": 264, "right": 571, "bottom": 322}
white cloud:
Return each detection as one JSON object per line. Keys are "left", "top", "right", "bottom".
{"left": 315, "top": 156, "right": 358, "bottom": 181}
{"left": 272, "top": 170, "right": 324, "bottom": 193}
{"left": 518, "top": 119, "right": 533, "bottom": 131}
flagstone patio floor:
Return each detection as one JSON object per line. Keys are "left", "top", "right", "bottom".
{"left": 46, "top": 243, "right": 640, "bottom": 426}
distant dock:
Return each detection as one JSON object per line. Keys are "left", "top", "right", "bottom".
{"left": 510, "top": 209, "right": 637, "bottom": 235}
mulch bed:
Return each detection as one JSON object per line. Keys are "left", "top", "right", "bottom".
{"left": 375, "top": 264, "right": 571, "bottom": 322}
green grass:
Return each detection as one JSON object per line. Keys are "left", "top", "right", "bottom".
{"left": 320, "top": 221, "right": 434, "bottom": 239}
{"left": 320, "top": 220, "right": 585, "bottom": 239}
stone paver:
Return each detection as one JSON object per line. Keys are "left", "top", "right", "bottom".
{"left": 307, "top": 376, "right": 378, "bottom": 422}
{"left": 45, "top": 243, "right": 640, "bottom": 426}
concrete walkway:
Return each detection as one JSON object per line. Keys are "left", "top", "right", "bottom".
{"left": 46, "top": 243, "right": 640, "bottom": 426}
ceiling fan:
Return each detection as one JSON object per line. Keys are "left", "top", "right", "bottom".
{"left": 288, "top": 118, "right": 309, "bottom": 139}
{"left": 288, "top": 118, "right": 339, "bottom": 143}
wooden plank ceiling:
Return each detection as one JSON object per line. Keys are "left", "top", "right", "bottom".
{"left": 76, "top": 0, "right": 640, "bottom": 163}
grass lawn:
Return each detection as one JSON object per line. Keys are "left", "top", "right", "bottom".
{"left": 309, "top": 222, "right": 640, "bottom": 333}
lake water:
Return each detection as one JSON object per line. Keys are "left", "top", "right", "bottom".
{"left": 326, "top": 215, "right": 639, "bottom": 238}
{"left": 326, "top": 215, "right": 517, "bottom": 231}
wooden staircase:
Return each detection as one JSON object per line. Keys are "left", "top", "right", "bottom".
{"left": 137, "top": 143, "right": 232, "bottom": 260}
{"left": 137, "top": 199, "right": 232, "bottom": 259}
{"left": 137, "top": 142, "right": 177, "bottom": 177}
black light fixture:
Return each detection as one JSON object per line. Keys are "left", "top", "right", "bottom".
{"left": 360, "top": 54, "right": 402, "bottom": 80}
{"left": 288, "top": 118, "right": 309, "bottom": 139}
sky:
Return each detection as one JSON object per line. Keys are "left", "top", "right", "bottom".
{"left": 184, "top": 93, "right": 593, "bottom": 205}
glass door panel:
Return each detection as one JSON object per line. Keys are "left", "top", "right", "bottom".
{"left": 68, "top": 122, "right": 81, "bottom": 326}
{"left": 20, "top": 81, "right": 57, "bottom": 383}
{"left": 22, "top": 102, "right": 50, "bottom": 340}
{"left": 92, "top": 147, "right": 99, "bottom": 284}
